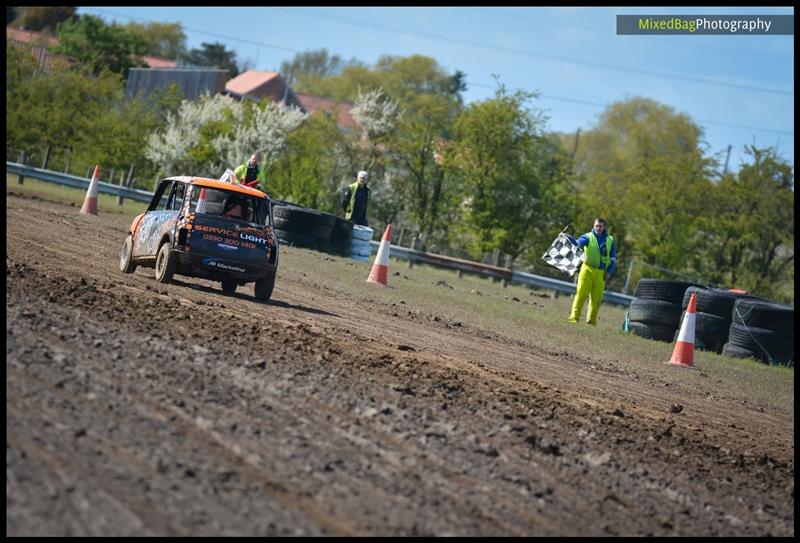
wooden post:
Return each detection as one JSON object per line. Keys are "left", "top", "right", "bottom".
{"left": 41, "top": 146, "right": 51, "bottom": 170}
{"left": 17, "top": 151, "right": 26, "bottom": 185}
{"left": 407, "top": 236, "right": 418, "bottom": 268}
{"left": 501, "top": 254, "right": 512, "bottom": 288}
{"left": 117, "top": 171, "right": 126, "bottom": 205}
{"left": 491, "top": 248, "right": 500, "bottom": 282}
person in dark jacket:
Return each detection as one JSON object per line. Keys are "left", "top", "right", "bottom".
{"left": 567, "top": 218, "right": 617, "bottom": 325}
{"left": 342, "top": 170, "right": 370, "bottom": 226}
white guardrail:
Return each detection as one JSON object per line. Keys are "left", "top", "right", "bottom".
{"left": 7, "top": 161, "right": 634, "bottom": 306}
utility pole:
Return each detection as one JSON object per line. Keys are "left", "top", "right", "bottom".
{"left": 722, "top": 145, "right": 732, "bottom": 176}
{"left": 571, "top": 128, "right": 581, "bottom": 159}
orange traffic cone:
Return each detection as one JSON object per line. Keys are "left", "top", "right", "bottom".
{"left": 366, "top": 224, "right": 392, "bottom": 286}
{"left": 195, "top": 188, "right": 208, "bottom": 213}
{"left": 668, "top": 292, "right": 697, "bottom": 368}
{"left": 80, "top": 165, "right": 101, "bottom": 215}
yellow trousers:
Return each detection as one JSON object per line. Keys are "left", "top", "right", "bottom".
{"left": 568, "top": 265, "right": 605, "bottom": 325}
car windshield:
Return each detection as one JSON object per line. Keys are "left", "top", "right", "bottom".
{"left": 189, "top": 186, "right": 268, "bottom": 226}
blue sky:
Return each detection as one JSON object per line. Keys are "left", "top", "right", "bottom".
{"left": 79, "top": 6, "right": 794, "bottom": 172}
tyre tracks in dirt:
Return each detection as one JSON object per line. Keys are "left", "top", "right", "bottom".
{"left": 6, "top": 193, "right": 794, "bottom": 536}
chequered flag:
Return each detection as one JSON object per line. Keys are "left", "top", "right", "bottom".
{"left": 542, "top": 233, "right": 585, "bottom": 277}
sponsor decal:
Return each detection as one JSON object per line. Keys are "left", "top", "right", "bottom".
{"left": 240, "top": 232, "right": 269, "bottom": 245}
{"left": 217, "top": 243, "right": 238, "bottom": 251}
{"left": 195, "top": 224, "right": 238, "bottom": 237}
{"left": 200, "top": 258, "right": 246, "bottom": 273}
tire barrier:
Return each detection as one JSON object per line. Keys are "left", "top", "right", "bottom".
{"left": 731, "top": 299, "right": 794, "bottom": 334}
{"left": 679, "top": 287, "right": 757, "bottom": 353}
{"left": 330, "top": 217, "right": 354, "bottom": 257}
{"left": 350, "top": 225, "right": 374, "bottom": 262}
{"left": 626, "top": 279, "right": 702, "bottom": 343}
{"left": 724, "top": 299, "right": 794, "bottom": 365}
{"left": 272, "top": 204, "right": 337, "bottom": 253}
{"left": 671, "top": 310, "right": 730, "bottom": 352}
{"left": 627, "top": 321, "right": 676, "bottom": 343}
{"left": 633, "top": 279, "right": 703, "bottom": 304}
{"left": 628, "top": 299, "right": 683, "bottom": 327}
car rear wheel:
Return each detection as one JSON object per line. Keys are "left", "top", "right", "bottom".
{"left": 221, "top": 278, "right": 238, "bottom": 295}
{"left": 254, "top": 271, "right": 276, "bottom": 302}
{"left": 154, "top": 242, "right": 175, "bottom": 283}
{"left": 119, "top": 235, "right": 137, "bottom": 274}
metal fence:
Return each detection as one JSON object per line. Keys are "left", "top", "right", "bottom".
{"left": 6, "top": 161, "right": 635, "bottom": 306}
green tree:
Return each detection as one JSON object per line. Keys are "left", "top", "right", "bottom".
{"left": 387, "top": 94, "right": 458, "bottom": 250}
{"left": 10, "top": 6, "right": 75, "bottom": 34}
{"left": 54, "top": 14, "right": 148, "bottom": 77}
{"left": 280, "top": 47, "right": 362, "bottom": 81}
{"left": 6, "top": 44, "right": 122, "bottom": 156}
{"left": 124, "top": 21, "right": 186, "bottom": 60}
{"left": 181, "top": 41, "right": 240, "bottom": 78}
{"left": 291, "top": 53, "right": 466, "bottom": 115}
{"left": 268, "top": 112, "right": 344, "bottom": 211}
{"left": 91, "top": 94, "right": 159, "bottom": 181}
{"left": 695, "top": 146, "right": 794, "bottom": 301}
{"left": 446, "top": 83, "right": 573, "bottom": 263}
{"left": 567, "top": 96, "right": 717, "bottom": 284}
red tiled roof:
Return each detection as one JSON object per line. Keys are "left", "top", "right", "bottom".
{"left": 224, "top": 70, "right": 281, "bottom": 98}
{"left": 294, "top": 92, "right": 358, "bottom": 131}
{"left": 6, "top": 27, "right": 58, "bottom": 46}
{"left": 141, "top": 55, "right": 177, "bottom": 68}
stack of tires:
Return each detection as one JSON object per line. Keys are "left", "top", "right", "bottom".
{"left": 272, "top": 204, "right": 335, "bottom": 252}
{"left": 626, "top": 279, "right": 702, "bottom": 342}
{"left": 330, "top": 217, "right": 354, "bottom": 257}
{"left": 673, "top": 287, "right": 756, "bottom": 353}
{"left": 350, "top": 225, "right": 374, "bottom": 261}
{"left": 722, "top": 299, "right": 794, "bottom": 366}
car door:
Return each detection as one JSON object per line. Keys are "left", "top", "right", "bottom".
{"left": 134, "top": 180, "right": 185, "bottom": 257}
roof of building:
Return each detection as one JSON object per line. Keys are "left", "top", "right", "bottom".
{"left": 6, "top": 27, "right": 58, "bottom": 46}
{"left": 141, "top": 56, "right": 177, "bottom": 68}
{"left": 224, "top": 70, "right": 281, "bottom": 98}
{"left": 293, "top": 92, "right": 358, "bottom": 131}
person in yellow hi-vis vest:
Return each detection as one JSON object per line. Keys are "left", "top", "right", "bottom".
{"left": 567, "top": 218, "right": 616, "bottom": 325}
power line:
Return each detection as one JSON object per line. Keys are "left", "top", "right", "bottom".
{"left": 467, "top": 81, "right": 793, "bottom": 136}
{"left": 86, "top": 8, "right": 304, "bottom": 57}
{"left": 273, "top": 8, "right": 792, "bottom": 97}
{"left": 484, "top": 8, "right": 793, "bottom": 62}
{"left": 83, "top": 8, "right": 794, "bottom": 137}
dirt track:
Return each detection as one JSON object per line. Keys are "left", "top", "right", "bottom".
{"left": 6, "top": 192, "right": 794, "bottom": 536}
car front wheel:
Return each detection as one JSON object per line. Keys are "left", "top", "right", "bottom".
{"left": 119, "top": 235, "right": 137, "bottom": 274}
{"left": 154, "top": 241, "right": 175, "bottom": 283}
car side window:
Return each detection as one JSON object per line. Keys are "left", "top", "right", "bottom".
{"left": 164, "top": 182, "right": 184, "bottom": 211}
{"left": 148, "top": 180, "right": 173, "bottom": 211}
{"left": 170, "top": 183, "right": 186, "bottom": 211}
